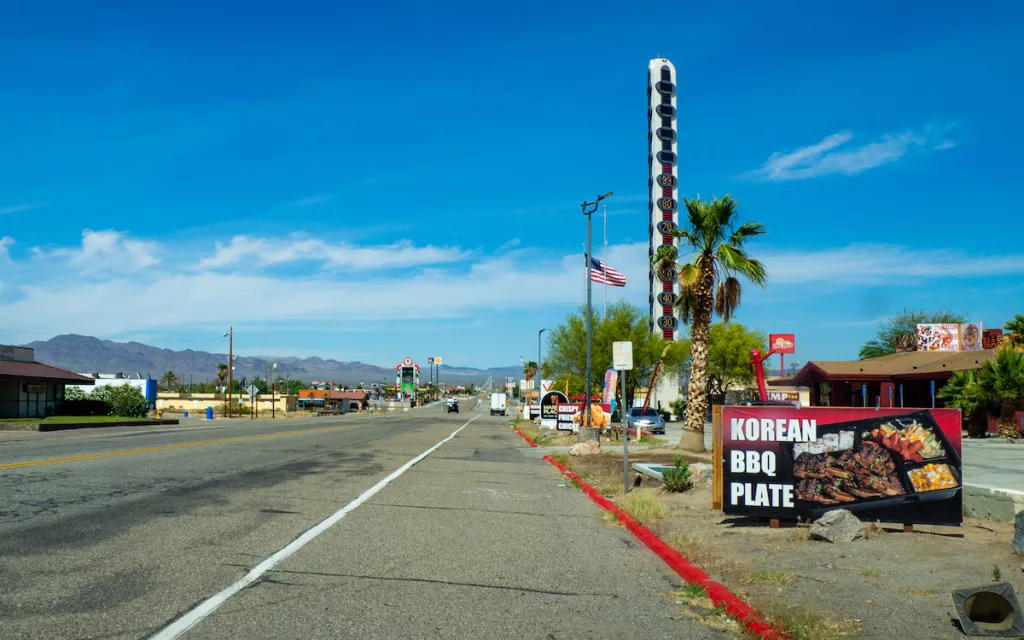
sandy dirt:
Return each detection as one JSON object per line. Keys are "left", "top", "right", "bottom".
{"left": 555, "top": 450, "right": 1024, "bottom": 640}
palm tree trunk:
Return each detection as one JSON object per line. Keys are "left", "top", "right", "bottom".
{"left": 997, "top": 397, "right": 1021, "bottom": 440}
{"left": 680, "top": 263, "right": 715, "bottom": 452}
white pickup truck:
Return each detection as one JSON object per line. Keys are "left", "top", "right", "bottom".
{"left": 489, "top": 393, "right": 507, "bottom": 416}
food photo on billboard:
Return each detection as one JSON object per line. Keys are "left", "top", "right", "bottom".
{"left": 722, "top": 406, "right": 962, "bottom": 526}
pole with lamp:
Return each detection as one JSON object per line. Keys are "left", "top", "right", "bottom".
{"left": 269, "top": 362, "right": 278, "bottom": 418}
{"left": 222, "top": 327, "right": 233, "bottom": 418}
{"left": 580, "top": 192, "right": 612, "bottom": 432}
{"left": 537, "top": 329, "right": 546, "bottom": 417}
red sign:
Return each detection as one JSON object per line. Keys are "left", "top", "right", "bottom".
{"left": 722, "top": 406, "right": 962, "bottom": 526}
{"left": 769, "top": 334, "right": 796, "bottom": 354}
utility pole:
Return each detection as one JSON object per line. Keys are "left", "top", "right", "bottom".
{"left": 223, "top": 327, "right": 233, "bottom": 418}
{"left": 580, "top": 193, "right": 612, "bottom": 431}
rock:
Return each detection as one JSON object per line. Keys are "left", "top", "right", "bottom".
{"left": 1014, "top": 511, "right": 1024, "bottom": 554}
{"left": 569, "top": 441, "right": 601, "bottom": 456}
{"left": 809, "top": 509, "right": 867, "bottom": 543}
{"left": 688, "top": 462, "right": 713, "bottom": 488}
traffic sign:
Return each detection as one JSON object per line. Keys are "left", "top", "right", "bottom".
{"left": 247, "top": 384, "right": 260, "bottom": 397}
{"left": 612, "top": 341, "right": 633, "bottom": 371}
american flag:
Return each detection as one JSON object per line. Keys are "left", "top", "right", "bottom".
{"left": 589, "top": 257, "right": 627, "bottom": 287}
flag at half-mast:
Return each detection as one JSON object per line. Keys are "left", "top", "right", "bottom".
{"left": 589, "top": 256, "right": 626, "bottom": 287}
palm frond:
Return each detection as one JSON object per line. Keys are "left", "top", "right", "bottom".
{"left": 713, "top": 277, "right": 742, "bottom": 321}
{"left": 729, "top": 221, "right": 767, "bottom": 246}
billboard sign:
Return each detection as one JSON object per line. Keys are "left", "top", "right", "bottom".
{"left": 540, "top": 391, "right": 569, "bottom": 428}
{"left": 959, "top": 322, "right": 983, "bottom": 351}
{"left": 722, "top": 406, "right": 962, "bottom": 526}
{"left": 769, "top": 334, "right": 796, "bottom": 354}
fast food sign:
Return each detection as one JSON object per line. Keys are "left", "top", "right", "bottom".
{"left": 768, "top": 334, "right": 795, "bottom": 354}
{"left": 721, "top": 406, "right": 962, "bottom": 526}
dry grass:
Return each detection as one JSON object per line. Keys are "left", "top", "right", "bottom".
{"left": 761, "top": 602, "right": 863, "bottom": 640}
{"left": 620, "top": 489, "right": 668, "bottom": 527}
{"left": 665, "top": 586, "right": 743, "bottom": 635}
{"left": 856, "top": 568, "right": 886, "bottom": 578}
{"left": 669, "top": 535, "right": 729, "bottom": 576}
{"left": 743, "top": 569, "right": 794, "bottom": 586}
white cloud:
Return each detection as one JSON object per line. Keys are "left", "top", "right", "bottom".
{"left": 291, "top": 194, "right": 331, "bottom": 207}
{"left": 32, "top": 230, "right": 160, "bottom": 270}
{"left": 198, "top": 235, "right": 469, "bottom": 270}
{"left": 750, "top": 126, "right": 949, "bottom": 181}
{"left": 762, "top": 244, "right": 1024, "bottom": 284}
{"left": 0, "top": 236, "right": 13, "bottom": 261}
{"left": 0, "top": 202, "right": 50, "bottom": 216}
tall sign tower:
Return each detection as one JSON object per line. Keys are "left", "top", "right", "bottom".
{"left": 648, "top": 58, "right": 680, "bottom": 340}
{"left": 647, "top": 58, "right": 681, "bottom": 408}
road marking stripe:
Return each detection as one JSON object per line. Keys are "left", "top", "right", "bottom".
{"left": 149, "top": 415, "right": 478, "bottom": 640}
{"left": 0, "top": 418, "right": 397, "bottom": 470}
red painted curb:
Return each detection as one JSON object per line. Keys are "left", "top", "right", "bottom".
{"left": 544, "top": 455, "right": 789, "bottom": 640}
{"left": 513, "top": 427, "right": 538, "bottom": 448}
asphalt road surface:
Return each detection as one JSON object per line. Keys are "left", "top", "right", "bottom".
{"left": 0, "top": 400, "right": 724, "bottom": 640}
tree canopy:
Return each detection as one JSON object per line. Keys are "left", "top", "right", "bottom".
{"left": 544, "top": 301, "right": 688, "bottom": 407}
{"left": 858, "top": 307, "right": 966, "bottom": 359}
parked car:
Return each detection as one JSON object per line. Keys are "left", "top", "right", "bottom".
{"left": 625, "top": 407, "right": 665, "bottom": 434}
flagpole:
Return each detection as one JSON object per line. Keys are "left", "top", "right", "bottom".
{"left": 603, "top": 203, "right": 607, "bottom": 318}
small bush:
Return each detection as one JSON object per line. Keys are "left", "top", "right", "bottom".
{"left": 661, "top": 455, "right": 693, "bottom": 492}
{"left": 107, "top": 385, "right": 150, "bottom": 418}
{"left": 64, "top": 386, "right": 88, "bottom": 401}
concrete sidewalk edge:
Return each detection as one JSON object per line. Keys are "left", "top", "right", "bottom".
{"left": 962, "top": 483, "right": 1024, "bottom": 523}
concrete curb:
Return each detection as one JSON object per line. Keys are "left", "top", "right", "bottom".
{"left": 0, "top": 419, "right": 180, "bottom": 432}
{"left": 512, "top": 427, "right": 538, "bottom": 448}
{"left": 543, "top": 454, "right": 790, "bottom": 640}
{"left": 963, "top": 483, "right": 1024, "bottom": 523}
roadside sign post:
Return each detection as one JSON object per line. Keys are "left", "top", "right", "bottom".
{"left": 612, "top": 341, "right": 634, "bottom": 494}
{"left": 247, "top": 384, "right": 260, "bottom": 420}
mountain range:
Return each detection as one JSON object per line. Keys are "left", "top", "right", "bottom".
{"left": 25, "top": 335, "right": 522, "bottom": 386}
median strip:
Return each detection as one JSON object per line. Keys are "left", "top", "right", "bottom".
{"left": 543, "top": 454, "right": 789, "bottom": 640}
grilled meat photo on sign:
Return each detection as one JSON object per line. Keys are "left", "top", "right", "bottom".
{"left": 794, "top": 441, "right": 905, "bottom": 505}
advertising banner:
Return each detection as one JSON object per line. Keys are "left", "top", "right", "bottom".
{"left": 722, "top": 406, "right": 962, "bottom": 526}
{"left": 959, "top": 322, "right": 983, "bottom": 351}
{"left": 602, "top": 369, "right": 618, "bottom": 405}
{"left": 557, "top": 403, "right": 581, "bottom": 431}
{"left": 768, "top": 334, "right": 796, "bottom": 354}
{"left": 916, "top": 324, "right": 960, "bottom": 351}
{"left": 540, "top": 391, "right": 568, "bottom": 428}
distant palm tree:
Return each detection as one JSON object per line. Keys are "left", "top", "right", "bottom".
{"left": 523, "top": 361, "right": 538, "bottom": 385}
{"left": 161, "top": 370, "right": 179, "bottom": 392}
{"left": 652, "top": 195, "right": 767, "bottom": 452}
{"left": 1004, "top": 314, "right": 1024, "bottom": 348}
{"left": 979, "top": 348, "right": 1024, "bottom": 441}
{"left": 937, "top": 370, "right": 987, "bottom": 437}
{"left": 216, "top": 364, "right": 228, "bottom": 389}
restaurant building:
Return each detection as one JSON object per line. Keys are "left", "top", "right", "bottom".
{"left": 0, "top": 344, "right": 94, "bottom": 419}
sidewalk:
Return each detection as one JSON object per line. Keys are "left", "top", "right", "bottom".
{"left": 961, "top": 439, "right": 1024, "bottom": 522}
{"left": 179, "top": 415, "right": 724, "bottom": 639}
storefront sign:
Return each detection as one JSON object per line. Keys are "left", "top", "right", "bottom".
{"left": 983, "top": 329, "right": 1004, "bottom": 350}
{"left": 556, "top": 403, "right": 581, "bottom": 431}
{"left": 767, "top": 390, "right": 799, "bottom": 404}
{"left": 540, "top": 391, "right": 569, "bottom": 428}
{"left": 769, "top": 334, "right": 795, "bottom": 354}
{"left": 24, "top": 383, "right": 46, "bottom": 394}
{"left": 722, "top": 406, "right": 962, "bottom": 526}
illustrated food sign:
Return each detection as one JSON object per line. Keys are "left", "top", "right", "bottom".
{"left": 722, "top": 406, "right": 962, "bottom": 526}
{"left": 556, "top": 403, "right": 613, "bottom": 432}
{"left": 768, "top": 334, "right": 795, "bottom": 354}
{"left": 915, "top": 323, "right": 984, "bottom": 351}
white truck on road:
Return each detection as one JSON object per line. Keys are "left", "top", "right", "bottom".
{"left": 489, "top": 393, "right": 507, "bottom": 416}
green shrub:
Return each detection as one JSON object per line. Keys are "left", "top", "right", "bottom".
{"left": 64, "top": 386, "right": 88, "bottom": 401}
{"left": 107, "top": 385, "right": 150, "bottom": 418}
{"left": 661, "top": 455, "right": 693, "bottom": 492}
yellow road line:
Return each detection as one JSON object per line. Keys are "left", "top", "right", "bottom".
{"left": 0, "top": 418, "right": 395, "bottom": 470}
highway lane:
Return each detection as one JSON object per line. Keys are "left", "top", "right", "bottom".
{"left": 0, "top": 401, "right": 719, "bottom": 639}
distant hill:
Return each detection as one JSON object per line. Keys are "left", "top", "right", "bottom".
{"left": 24, "top": 334, "right": 521, "bottom": 386}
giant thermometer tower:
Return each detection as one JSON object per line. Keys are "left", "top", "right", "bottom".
{"left": 647, "top": 58, "right": 681, "bottom": 406}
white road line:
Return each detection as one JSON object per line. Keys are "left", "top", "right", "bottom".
{"left": 149, "top": 415, "right": 479, "bottom": 640}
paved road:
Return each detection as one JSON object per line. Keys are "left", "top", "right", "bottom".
{"left": 0, "top": 401, "right": 722, "bottom": 639}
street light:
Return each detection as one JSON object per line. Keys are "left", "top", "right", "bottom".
{"left": 271, "top": 362, "right": 278, "bottom": 418}
{"left": 537, "top": 329, "right": 546, "bottom": 416}
{"left": 580, "top": 192, "right": 612, "bottom": 431}
{"left": 222, "top": 327, "right": 233, "bottom": 418}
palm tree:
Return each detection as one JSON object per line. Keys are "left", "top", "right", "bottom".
{"left": 161, "top": 370, "right": 179, "bottom": 392}
{"left": 1004, "top": 314, "right": 1024, "bottom": 347}
{"left": 216, "top": 363, "right": 228, "bottom": 390}
{"left": 653, "top": 195, "right": 767, "bottom": 451}
{"left": 523, "top": 361, "right": 538, "bottom": 385}
{"left": 978, "top": 349, "right": 1024, "bottom": 441}
{"left": 937, "top": 370, "right": 988, "bottom": 438}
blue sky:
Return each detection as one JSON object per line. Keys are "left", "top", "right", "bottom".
{"left": 1, "top": 0, "right": 1022, "bottom": 370}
